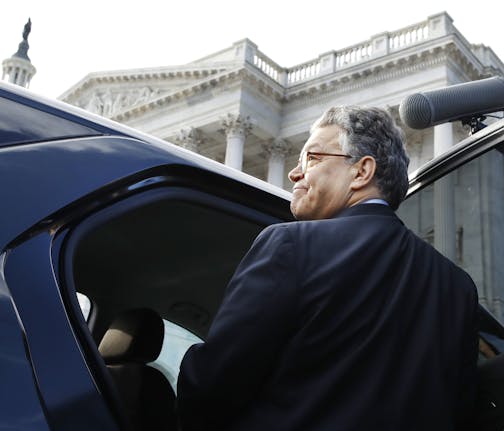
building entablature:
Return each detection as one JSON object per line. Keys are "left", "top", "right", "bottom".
{"left": 111, "top": 67, "right": 247, "bottom": 121}
{"left": 73, "top": 39, "right": 488, "bottom": 124}
{"left": 104, "top": 63, "right": 286, "bottom": 123}
{"left": 60, "top": 64, "right": 232, "bottom": 102}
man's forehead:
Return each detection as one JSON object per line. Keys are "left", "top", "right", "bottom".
{"left": 303, "top": 126, "right": 342, "bottom": 151}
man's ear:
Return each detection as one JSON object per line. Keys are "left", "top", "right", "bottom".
{"left": 350, "top": 156, "right": 376, "bottom": 190}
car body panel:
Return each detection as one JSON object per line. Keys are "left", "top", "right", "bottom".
{"left": 0, "top": 253, "right": 52, "bottom": 431}
{"left": 0, "top": 135, "right": 183, "bottom": 249}
{"left": 0, "top": 81, "right": 291, "bottom": 251}
{"left": 0, "top": 135, "right": 291, "bottom": 250}
{"left": 4, "top": 235, "right": 119, "bottom": 431}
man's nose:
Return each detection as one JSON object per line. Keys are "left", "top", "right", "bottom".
{"left": 288, "top": 163, "right": 304, "bottom": 183}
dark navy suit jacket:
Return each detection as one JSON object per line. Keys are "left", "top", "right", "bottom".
{"left": 178, "top": 204, "right": 478, "bottom": 431}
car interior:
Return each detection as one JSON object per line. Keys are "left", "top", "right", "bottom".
{"left": 62, "top": 187, "right": 276, "bottom": 430}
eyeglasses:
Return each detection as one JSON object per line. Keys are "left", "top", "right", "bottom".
{"left": 299, "top": 151, "right": 352, "bottom": 174}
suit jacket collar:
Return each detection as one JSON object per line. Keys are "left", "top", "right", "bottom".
{"left": 334, "top": 203, "right": 401, "bottom": 221}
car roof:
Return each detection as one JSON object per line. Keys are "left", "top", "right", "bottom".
{"left": 0, "top": 81, "right": 292, "bottom": 198}
{"left": 0, "top": 82, "right": 291, "bottom": 249}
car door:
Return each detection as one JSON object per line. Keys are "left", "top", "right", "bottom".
{"left": 3, "top": 234, "right": 121, "bottom": 431}
{"left": 0, "top": 252, "right": 53, "bottom": 431}
{"left": 0, "top": 82, "right": 125, "bottom": 431}
{"left": 3, "top": 165, "right": 290, "bottom": 430}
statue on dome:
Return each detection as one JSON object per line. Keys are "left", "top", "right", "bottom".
{"left": 14, "top": 18, "right": 32, "bottom": 61}
{"left": 22, "top": 18, "right": 32, "bottom": 42}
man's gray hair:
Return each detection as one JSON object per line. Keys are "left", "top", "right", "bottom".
{"left": 311, "top": 106, "right": 410, "bottom": 210}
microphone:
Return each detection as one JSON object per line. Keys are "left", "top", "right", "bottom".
{"left": 399, "top": 76, "right": 504, "bottom": 129}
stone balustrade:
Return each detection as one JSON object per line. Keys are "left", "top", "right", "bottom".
{"left": 335, "top": 41, "right": 373, "bottom": 69}
{"left": 287, "top": 59, "right": 321, "bottom": 84}
{"left": 388, "top": 22, "right": 429, "bottom": 51}
{"left": 250, "top": 12, "right": 455, "bottom": 87}
{"left": 253, "top": 52, "right": 284, "bottom": 83}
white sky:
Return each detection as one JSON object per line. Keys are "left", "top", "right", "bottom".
{"left": 1, "top": 0, "right": 503, "bottom": 99}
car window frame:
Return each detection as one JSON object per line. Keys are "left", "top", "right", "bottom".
{"left": 407, "top": 119, "right": 504, "bottom": 198}
{"left": 53, "top": 182, "right": 285, "bottom": 413}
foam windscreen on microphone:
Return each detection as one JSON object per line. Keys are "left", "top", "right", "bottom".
{"left": 399, "top": 77, "right": 504, "bottom": 129}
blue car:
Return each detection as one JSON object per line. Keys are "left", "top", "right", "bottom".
{"left": 1, "top": 80, "right": 503, "bottom": 430}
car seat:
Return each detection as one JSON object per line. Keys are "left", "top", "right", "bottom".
{"left": 98, "top": 308, "right": 177, "bottom": 431}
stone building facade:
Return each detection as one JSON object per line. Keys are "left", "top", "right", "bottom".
{"left": 61, "top": 12, "right": 503, "bottom": 184}
{"left": 60, "top": 11, "right": 504, "bottom": 320}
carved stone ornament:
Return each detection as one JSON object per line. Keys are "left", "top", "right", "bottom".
{"left": 85, "top": 92, "right": 104, "bottom": 115}
{"left": 220, "top": 113, "right": 253, "bottom": 139}
{"left": 404, "top": 131, "right": 423, "bottom": 160}
{"left": 84, "top": 87, "right": 161, "bottom": 117}
{"left": 175, "top": 127, "right": 204, "bottom": 152}
{"left": 262, "top": 138, "right": 292, "bottom": 159}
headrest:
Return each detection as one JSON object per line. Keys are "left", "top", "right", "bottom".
{"left": 99, "top": 308, "right": 164, "bottom": 364}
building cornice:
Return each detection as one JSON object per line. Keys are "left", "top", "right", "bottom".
{"left": 111, "top": 67, "right": 247, "bottom": 121}
{"left": 108, "top": 41, "right": 492, "bottom": 122}
{"left": 60, "top": 64, "right": 233, "bottom": 101}
{"left": 108, "top": 63, "right": 288, "bottom": 122}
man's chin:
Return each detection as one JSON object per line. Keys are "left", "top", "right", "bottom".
{"left": 290, "top": 205, "right": 310, "bottom": 221}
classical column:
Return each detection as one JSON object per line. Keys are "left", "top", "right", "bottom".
{"left": 262, "top": 138, "right": 292, "bottom": 188}
{"left": 176, "top": 127, "right": 204, "bottom": 153}
{"left": 433, "top": 123, "right": 456, "bottom": 260}
{"left": 221, "top": 114, "right": 252, "bottom": 170}
{"left": 404, "top": 131, "right": 423, "bottom": 172}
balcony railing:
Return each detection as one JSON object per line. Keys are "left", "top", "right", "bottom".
{"left": 287, "top": 60, "right": 321, "bottom": 84}
{"left": 335, "top": 42, "right": 373, "bottom": 69}
{"left": 253, "top": 53, "right": 283, "bottom": 82}
{"left": 388, "top": 22, "right": 429, "bottom": 51}
{"left": 249, "top": 13, "right": 451, "bottom": 87}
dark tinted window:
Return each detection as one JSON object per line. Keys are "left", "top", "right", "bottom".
{"left": 67, "top": 188, "right": 280, "bottom": 339}
{"left": 0, "top": 96, "right": 100, "bottom": 146}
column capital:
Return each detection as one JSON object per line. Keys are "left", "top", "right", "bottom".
{"left": 404, "top": 131, "right": 423, "bottom": 158}
{"left": 261, "top": 138, "right": 293, "bottom": 158}
{"left": 220, "top": 114, "right": 253, "bottom": 139}
{"left": 175, "top": 127, "right": 204, "bottom": 153}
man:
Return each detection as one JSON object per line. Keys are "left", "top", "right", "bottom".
{"left": 177, "top": 106, "right": 478, "bottom": 430}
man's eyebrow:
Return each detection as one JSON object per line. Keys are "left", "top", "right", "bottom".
{"left": 305, "top": 143, "right": 323, "bottom": 151}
